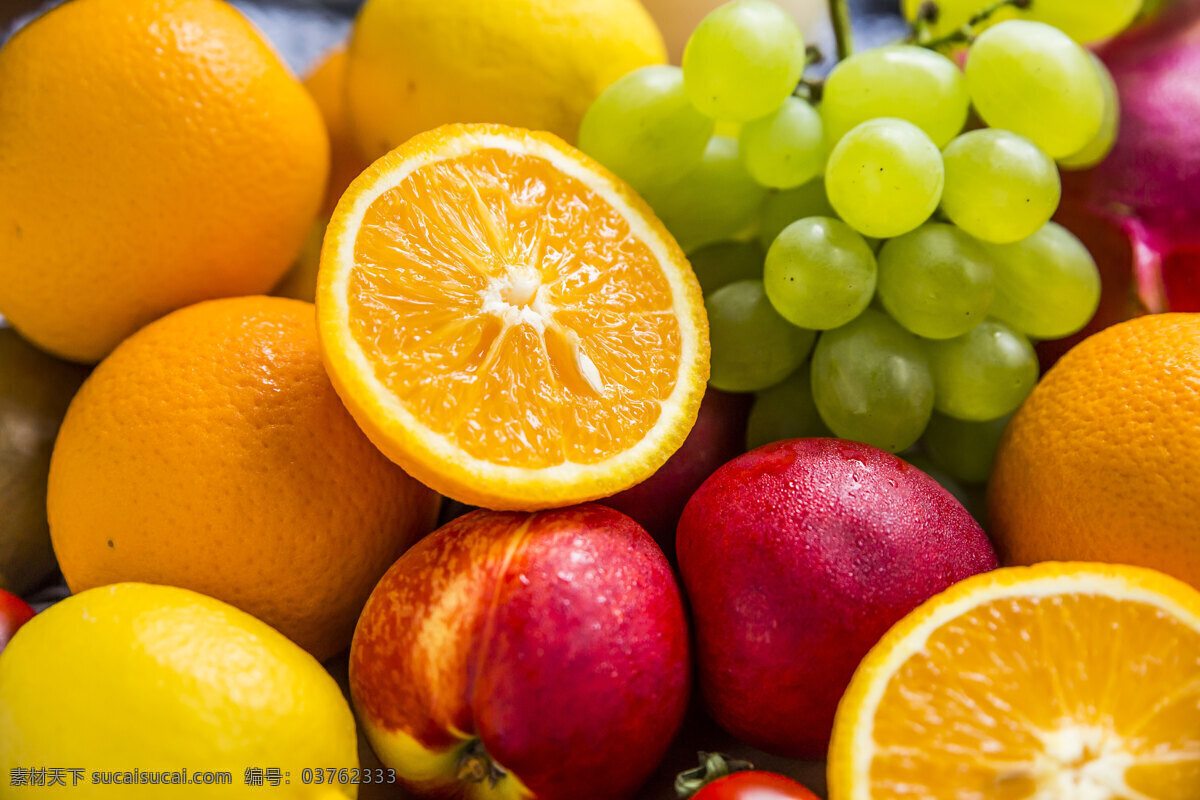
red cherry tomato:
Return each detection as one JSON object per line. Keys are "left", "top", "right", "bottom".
{"left": 0, "top": 589, "right": 36, "bottom": 653}
{"left": 693, "top": 771, "right": 820, "bottom": 800}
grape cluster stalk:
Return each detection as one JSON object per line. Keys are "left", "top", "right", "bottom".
{"left": 577, "top": 0, "right": 1131, "bottom": 493}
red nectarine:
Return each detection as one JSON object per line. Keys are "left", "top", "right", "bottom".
{"left": 677, "top": 439, "right": 997, "bottom": 759}
{"left": 351, "top": 504, "right": 691, "bottom": 800}
{"left": 602, "top": 388, "right": 750, "bottom": 555}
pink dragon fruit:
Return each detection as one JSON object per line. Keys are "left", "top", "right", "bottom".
{"left": 1041, "top": 0, "right": 1200, "bottom": 365}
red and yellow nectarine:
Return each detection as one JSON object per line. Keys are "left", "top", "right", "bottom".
{"left": 351, "top": 504, "right": 690, "bottom": 800}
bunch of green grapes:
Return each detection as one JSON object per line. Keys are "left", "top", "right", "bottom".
{"left": 578, "top": 0, "right": 1130, "bottom": 477}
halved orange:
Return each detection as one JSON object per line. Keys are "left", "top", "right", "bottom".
{"left": 829, "top": 563, "right": 1200, "bottom": 800}
{"left": 317, "top": 124, "right": 709, "bottom": 510}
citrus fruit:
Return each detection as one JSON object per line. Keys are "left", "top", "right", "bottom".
{"left": 828, "top": 562, "right": 1200, "bottom": 800}
{"left": 0, "top": 324, "right": 89, "bottom": 594}
{"left": 48, "top": 297, "right": 440, "bottom": 660}
{"left": 317, "top": 123, "right": 709, "bottom": 510}
{"left": 0, "top": 0, "right": 329, "bottom": 363}
{"left": 305, "top": 45, "right": 369, "bottom": 215}
{"left": 344, "top": 0, "right": 666, "bottom": 160}
{"left": 0, "top": 583, "right": 358, "bottom": 798}
{"left": 989, "top": 313, "right": 1200, "bottom": 589}
{"left": 272, "top": 217, "right": 327, "bottom": 304}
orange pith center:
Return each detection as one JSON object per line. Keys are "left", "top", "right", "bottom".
{"left": 869, "top": 593, "right": 1200, "bottom": 799}
{"left": 347, "top": 147, "right": 683, "bottom": 470}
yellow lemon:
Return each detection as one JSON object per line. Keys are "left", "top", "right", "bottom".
{"left": 345, "top": 0, "right": 666, "bottom": 161}
{"left": 0, "top": 583, "right": 358, "bottom": 798}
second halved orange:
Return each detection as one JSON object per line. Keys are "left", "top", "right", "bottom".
{"left": 317, "top": 124, "right": 709, "bottom": 510}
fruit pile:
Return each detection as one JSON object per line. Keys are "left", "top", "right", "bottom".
{"left": 2, "top": 0, "right": 1200, "bottom": 799}
{"left": 580, "top": 0, "right": 1112, "bottom": 473}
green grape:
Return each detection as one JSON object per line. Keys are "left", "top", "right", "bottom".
{"left": 925, "top": 319, "right": 1038, "bottom": 421}
{"left": 682, "top": 0, "right": 806, "bottom": 122}
{"left": 940, "top": 129, "right": 1061, "bottom": 244}
{"left": 825, "top": 118, "right": 944, "bottom": 238}
{"left": 981, "top": 222, "right": 1101, "bottom": 339}
{"left": 577, "top": 66, "right": 715, "bottom": 194}
{"left": 758, "top": 179, "right": 836, "bottom": 249}
{"left": 706, "top": 280, "right": 816, "bottom": 392}
{"left": 922, "top": 412, "right": 1011, "bottom": 484}
{"left": 820, "top": 45, "right": 969, "bottom": 148}
{"left": 645, "top": 136, "right": 767, "bottom": 253}
{"left": 1060, "top": 56, "right": 1120, "bottom": 170}
{"left": 811, "top": 309, "right": 934, "bottom": 453}
{"left": 876, "top": 224, "right": 994, "bottom": 340}
{"left": 763, "top": 217, "right": 876, "bottom": 330}
{"left": 745, "top": 367, "right": 831, "bottom": 450}
{"left": 903, "top": 0, "right": 1141, "bottom": 44}
{"left": 739, "top": 97, "right": 824, "bottom": 189}
{"left": 1022, "top": 0, "right": 1142, "bottom": 44}
{"left": 965, "top": 21, "right": 1106, "bottom": 159}
{"left": 689, "top": 240, "right": 764, "bottom": 296}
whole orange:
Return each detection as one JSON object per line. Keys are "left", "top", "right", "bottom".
{"left": 0, "top": 0, "right": 329, "bottom": 363}
{"left": 989, "top": 313, "right": 1200, "bottom": 589}
{"left": 304, "top": 46, "right": 368, "bottom": 215}
{"left": 47, "top": 296, "right": 440, "bottom": 660}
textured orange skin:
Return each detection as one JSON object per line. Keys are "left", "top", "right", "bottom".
{"left": 304, "top": 46, "right": 369, "bottom": 215}
{"left": 350, "top": 505, "right": 691, "bottom": 800}
{"left": 990, "top": 313, "right": 1200, "bottom": 589}
{"left": 0, "top": 0, "right": 329, "bottom": 363}
{"left": 47, "top": 297, "right": 440, "bottom": 660}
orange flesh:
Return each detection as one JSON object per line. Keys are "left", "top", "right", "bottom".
{"left": 348, "top": 148, "right": 682, "bottom": 469}
{"left": 869, "top": 594, "right": 1200, "bottom": 799}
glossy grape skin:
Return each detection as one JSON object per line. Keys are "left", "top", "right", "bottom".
{"left": 689, "top": 240, "right": 764, "bottom": 296}
{"left": 745, "top": 367, "right": 831, "bottom": 450}
{"left": 758, "top": 179, "right": 836, "bottom": 250}
{"left": 577, "top": 66, "right": 715, "bottom": 194}
{"left": 820, "top": 45, "right": 969, "bottom": 148}
{"left": 922, "top": 412, "right": 1011, "bottom": 485}
{"left": 682, "top": 0, "right": 806, "bottom": 122}
{"left": 645, "top": 136, "right": 767, "bottom": 253}
{"left": 1021, "top": 0, "right": 1143, "bottom": 43}
{"left": 1060, "top": 56, "right": 1120, "bottom": 170}
{"left": 940, "top": 129, "right": 1061, "bottom": 244}
{"left": 876, "top": 224, "right": 995, "bottom": 340}
{"left": 981, "top": 222, "right": 1101, "bottom": 340}
{"left": 902, "top": 0, "right": 1142, "bottom": 44}
{"left": 811, "top": 309, "right": 934, "bottom": 453}
{"left": 764, "top": 217, "right": 876, "bottom": 330}
{"left": 965, "top": 21, "right": 1105, "bottom": 159}
{"left": 925, "top": 319, "right": 1038, "bottom": 421}
{"left": 707, "top": 280, "right": 816, "bottom": 392}
{"left": 739, "top": 97, "right": 825, "bottom": 190}
{"left": 825, "top": 118, "right": 944, "bottom": 238}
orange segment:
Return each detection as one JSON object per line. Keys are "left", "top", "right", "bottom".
{"left": 828, "top": 563, "right": 1200, "bottom": 800}
{"left": 318, "top": 124, "right": 708, "bottom": 509}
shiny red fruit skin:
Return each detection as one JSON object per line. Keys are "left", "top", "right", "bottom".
{"left": 1047, "top": 0, "right": 1200, "bottom": 366}
{"left": 694, "top": 772, "right": 820, "bottom": 800}
{"left": 601, "top": 387, "right": 750, "bottom": 556}
{"left": 351, "top": 504, "right": 691, "bottom": 800}
{"left": 0, "top": 589, "right": 35, "bottom": 652}
{"left": 677, "top": 438, "right": 997, "bottom": 759}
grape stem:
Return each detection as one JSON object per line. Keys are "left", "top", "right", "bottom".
{"left": 827, "top": 0, "right": 854, "bottom": 60}
{"left": 914, "top": 0, "right": 1032, "bottom": 49}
